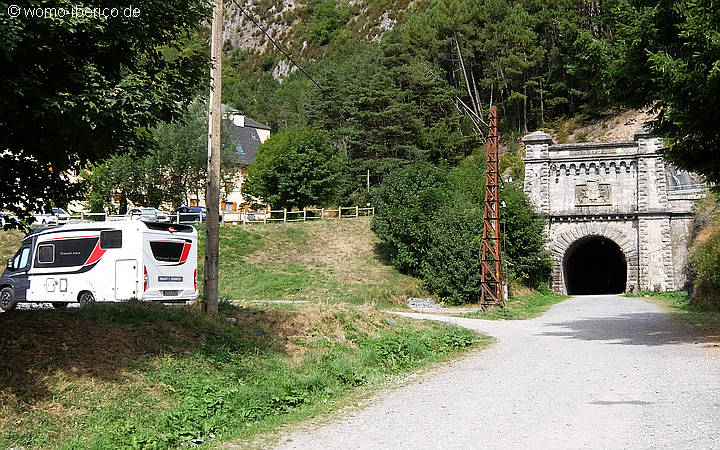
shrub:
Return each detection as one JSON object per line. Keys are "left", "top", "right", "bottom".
{"left": 691, "top": 227, "right": 720, "bottom": 310}
{"left": 371, "top": 162, "right": 451, "bottom": 273}
{"left": 245, "top": 127, "right": 348, "bottom": 210}
{"left": 372, "top": 154, "right": 553, "bottom": 304}
{"left": 501, "top": 184, "right": 553, "bottom": 288}
{"left": 422, "top": 207, "right": 483, "bottom": 304}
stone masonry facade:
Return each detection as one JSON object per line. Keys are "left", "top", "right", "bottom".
{"left": 522, "top": 129, "right": 704, "bottom": 295}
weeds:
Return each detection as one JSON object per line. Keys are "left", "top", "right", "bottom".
{"left": 627, "top": 290, "right": 720, "bottom": 334}
{"left": 0, "top": 303, "right": 484, "bottom": 448}
{"left": 462, "top": 291, "right": 568, "bottom": 320}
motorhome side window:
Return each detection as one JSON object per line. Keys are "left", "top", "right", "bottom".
{"left": 37, "top": 244, "right": 55, "bottom": 264}
{"left": 100, "top": 230, "right": 122, "bottom": 249}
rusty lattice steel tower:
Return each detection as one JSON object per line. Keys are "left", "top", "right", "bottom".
{"left": 480, "top": 105, "right": 503, "bottom": 307}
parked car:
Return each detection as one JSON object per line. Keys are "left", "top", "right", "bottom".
{"left": 33, "top": 208, "right": 71, "bottom": 225}
{"left": 127, "top": 207, "right": 170, "bottom": 223}
{"left": 201, "top": 206, "right": 223, "bottom": 223}
{"left": 1, "top": 211, "right": 19, "bottom": 228}
{"left": 173, "top": 206, "right": 205, "bottom": 223}
{"left": 52, "top": 208, "right": 71, "bottom": 224}
{"left": 172, "top": 206, "right": 223, "bottom": 223}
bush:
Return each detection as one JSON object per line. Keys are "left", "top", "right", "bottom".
{"left": 245, "top": 127, "right": 348, "bottom": 210}
{"left": 372, "top": 154, "right": 553, "bottom": 304}
{"left": 422, "top": 207, "right": 483, "bottom": 304}
{"left": 691, "top": 227, "right": 720, "bottom": 310}
{"left": 371, "top": 162, "right": 451, "bottom": 273}
{"left": 501, "top": 184, "right": 553, "bottom": 288}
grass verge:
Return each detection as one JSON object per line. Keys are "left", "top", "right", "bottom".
{"left": 461, "top": 291, "right": 569, "bottom": 320}
{"left": 0, "top": 302, "right": 488, "bottom": 448}
{"left": 627, "top": 290, "right": 720, "bottom": 342}
{"left": 196, "top": 218, "right": 426, "bottom": 307}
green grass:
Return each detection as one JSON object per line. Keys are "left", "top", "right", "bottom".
{"left": 0, "top": 302, "right": 488, "bottom": 448}
{"left": 197, "top": 219, "right": 426, "bottom": 306}
{"left": 461, "top": 291, "right": 569, "bottom": 320}
{"left": 0, "top": 220, "right": 487, "bottom": 448}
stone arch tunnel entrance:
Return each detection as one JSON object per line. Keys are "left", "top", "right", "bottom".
{"left": 564, "top": 236, "right": 627, "bottom": 295}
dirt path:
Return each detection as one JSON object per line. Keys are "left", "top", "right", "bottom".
{"left": 274, "top": 295, "right": 720, "bottom": 449}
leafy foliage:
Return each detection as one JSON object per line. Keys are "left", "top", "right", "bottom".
{"left": 81, "top": 99, "right": 236, "bottom": 212}
{"left": 0, "top": 0, "right": 211, "bottom": 219}
{"left": 372, "top": 154, "right": 552, "bottom": 303}
{"left": 600, "top": 0, "right": 720, "bottom": 185}
{"left": 371, "top": 162, "right": 451, "bottom": 273}
{"left": 244, "top": 127, "right": 348, "bottom": 209}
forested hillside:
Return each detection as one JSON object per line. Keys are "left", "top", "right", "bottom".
{"left": 223, "top": 0, "right": 719, "bottom": 186}
{"left": 224, "top": 0, "right": 626, "bottom": 141}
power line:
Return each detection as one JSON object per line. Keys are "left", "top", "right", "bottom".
{"left": 230, "top": 0, "right": 353, "bottom": 117}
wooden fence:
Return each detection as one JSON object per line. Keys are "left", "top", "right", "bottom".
{"left": 65, "top": 206, "right": 374, "bottom": 225}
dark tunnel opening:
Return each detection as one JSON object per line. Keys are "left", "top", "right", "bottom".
{"left": 564, "top": 236, "right": 627, "bottom": 295}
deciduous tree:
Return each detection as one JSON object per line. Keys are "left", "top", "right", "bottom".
{"left": 244, "top": 127, "right": 348, "bottom": 210}
{"left": 0, "top": 0, "right": 211, "bottom": 220}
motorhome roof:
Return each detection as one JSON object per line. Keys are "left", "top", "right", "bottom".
{"left": 24, "top": 221, "right": 195, "bottom": 241}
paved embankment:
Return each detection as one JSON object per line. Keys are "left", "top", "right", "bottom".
{"left": 275, "top": 295, "right": 720, "bottom": 449}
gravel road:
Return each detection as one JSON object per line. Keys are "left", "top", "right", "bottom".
{"left": 275, "top": 295, "right": 720, "bottom": 449}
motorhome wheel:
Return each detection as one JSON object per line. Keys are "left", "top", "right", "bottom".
{"left": 0, "top": 287, "right": 18, "bottom": 312}
{"left": 78, "top": 291, "right": 95, "bottom": 307}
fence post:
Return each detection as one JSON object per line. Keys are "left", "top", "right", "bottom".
{"left": 283, "top": 208, "right": 287, "bottom": 223}
{"left": 264, "top": 211, "right": 267, "bottom": 224}
{"left": 303, "top": 209, "right": 307, "bottom": 222}
{"left": 355, "top": 206, "right": 359, "bottom": 218}
{"left": 321, "top": 208, "right": 324, "bottom": 220}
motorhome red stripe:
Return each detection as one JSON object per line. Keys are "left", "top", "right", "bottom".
{"left": 84, "top": 240, "right": 106, "bottom": 266}
{"left": 180, "top": 243, "right": 192, "bottom": 263}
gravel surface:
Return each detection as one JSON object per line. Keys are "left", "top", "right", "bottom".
{"left": 274, "top": 295, "right": 720, "bottom": 449}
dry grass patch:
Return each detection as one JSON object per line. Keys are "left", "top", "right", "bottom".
{"left": 0, "top": 302, "right": 484, "bottom": 448}
{"left": 0, "top": 229, "right": 24, "bottom": 262}
{"left": 221, "top": 219, "right": 425, "bottom": 305}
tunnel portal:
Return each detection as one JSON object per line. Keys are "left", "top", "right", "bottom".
{"left": 564, "top": 236, "right": 627, "bottom": 295}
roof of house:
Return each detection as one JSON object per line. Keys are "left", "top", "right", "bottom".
{"left": 222, "top": 103, "right": 270, "bottom": 165}
{"left": 229, "top": 123, "right": 263, "bottom": 165}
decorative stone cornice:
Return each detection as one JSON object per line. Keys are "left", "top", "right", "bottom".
{"left": 522, "top": 131, "right": 553, "bottom": 144}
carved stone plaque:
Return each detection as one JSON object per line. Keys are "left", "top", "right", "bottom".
{"left": 575, "top": 180, "right": 611, "bottom": 206}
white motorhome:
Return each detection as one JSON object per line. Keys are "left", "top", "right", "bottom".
{"left": 0, "top": 221, "right": 198, "bottom": 311}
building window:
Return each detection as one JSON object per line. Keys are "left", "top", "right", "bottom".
{"left": 224, "top": 182, "right": 234, "bottom": 191}
{"left": 190, "top": 199, "right": 199, "bottom": 207}
{"left": 236, "top": 144, "right": 244, "bottom": 153}
{"left": 223, "top": 202, "right": 235, "bottom": 212}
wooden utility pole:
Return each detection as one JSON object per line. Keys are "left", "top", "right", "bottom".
{"left": 204, "top": 0, "right": 223, "bottom": 314}
{"left": 480, "top": 105, "right": 504, "bottom": 307}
